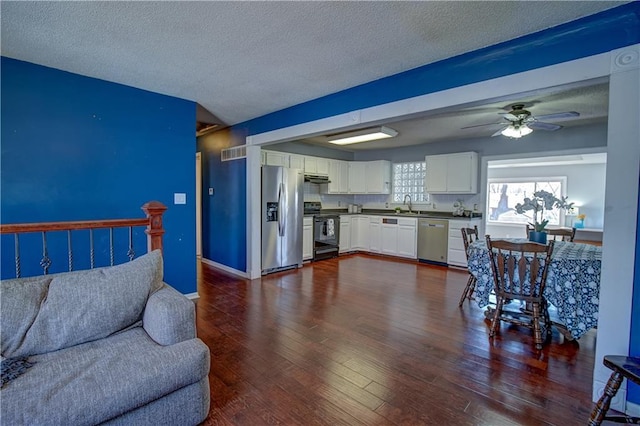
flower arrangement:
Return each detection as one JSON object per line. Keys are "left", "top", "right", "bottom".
{"left": 577, "top": 213, "right": 586, "bottom": 221}
{"left": 515, "top": 190, "right": 574, "bottom": 232}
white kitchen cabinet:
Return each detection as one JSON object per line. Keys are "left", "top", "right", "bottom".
{"left": 326, "top": 160, "right": 349, "bottom": 194}
{"left": 366, "top": 160, "right": 392, "bottom": 194}
{"left": 425, "top": 152, "right": 478, "bottom": 194}
{"left": 378, "top": 216, "right": 417, "bottom": 258}
{"left": 317, "top": 158, "right": 329, "bottom": 175}
{"left": 302, "top": 156, "right": 329, "bottom": 176}
{"left": 339, "top": 215, "right": 351, "bottom": 253}
{"left": 289, "top": 154, "right": 304, "bottom": 170}
{"left": 369, "top": 216, "right": 381, "bottom": 253}
{"left": 425, "top": 156, "right": 448, "bottom": 192}
{"left": 303, "top": 217, "right": 314, "bottom": 261}
{"left": 397, "top": 217, "right": 417, "bottom": 259}
{"left": 350, "top": 216, "right": 370, "bottom": 250}
{"left": 304, "top": 156, "right": 317, "bottom": 174}
{"left": 381, "top": 221, "right": 398, "bottom": 255}
{"left": 264, "top": 150, "right": 289, "bottom": 167}
{"left": 348, "top": 162, "right": 367, "bottom": 193}
{"left": 447, "top": 218, "right": 481, "bottom": 267}
{"left": 338, "top": 161, "right": 349, "bottom": 193}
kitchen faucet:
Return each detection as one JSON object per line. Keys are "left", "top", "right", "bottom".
{"left": 403, "top": 194, "right": 412, "bottom": 213}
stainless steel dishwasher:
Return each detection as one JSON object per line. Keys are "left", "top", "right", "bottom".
{"left": 417, "top": 219, "right": 449, "bottom": 264}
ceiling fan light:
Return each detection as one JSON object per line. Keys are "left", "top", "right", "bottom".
{"left": 327, "top": 126, "right": 398, "bottom": 145}
{"left": 501, "top": 124, "right": 533, "bottom": 139}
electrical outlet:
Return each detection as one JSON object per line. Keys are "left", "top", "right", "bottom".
{"left": 208, "top": 188, "right": 214, "bottom": 196}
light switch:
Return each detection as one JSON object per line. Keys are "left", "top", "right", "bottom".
{"left": 174, "top": 193, "right": 187, "bottom": 205}
{"left": 208, "top": 188, "right": 214, "bottom": 196}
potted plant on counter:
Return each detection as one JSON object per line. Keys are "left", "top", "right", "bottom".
{"left": 515, "top": 190, "right": 574, "bottom": 244}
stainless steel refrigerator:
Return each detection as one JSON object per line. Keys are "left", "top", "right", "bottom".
{"left": 262, "top": 165, "right": 304, "bottom": 274}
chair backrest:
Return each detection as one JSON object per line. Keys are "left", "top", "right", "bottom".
{"left": 461, "top": 225, "right": 479, "bottom": 255}
{"left": 548, "top": 227, "right": 576, "bottom": 242}
{"left": 525, "top": 225, "right": 576, "bottom": 242}
{"left": 485, "top": 235, "right": 555, "bottom": 303}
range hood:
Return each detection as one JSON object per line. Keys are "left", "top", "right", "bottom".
{"left": 304, "top": 174, "right": 330, "bottom": 184}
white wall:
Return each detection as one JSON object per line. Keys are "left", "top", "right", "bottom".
{"left": 485, "top": 161, "right": 606, "bottom": 238}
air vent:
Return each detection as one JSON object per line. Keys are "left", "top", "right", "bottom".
{"left": 221, "top": 145, "right": 247, "bottom": 162}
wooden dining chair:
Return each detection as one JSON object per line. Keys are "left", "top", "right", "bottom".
{"left": 525, "top": 225, "right": 576, "bottom": 242}
{"left": 588, "top": 356, "right": 640, "bottom": 425}
{"left": 485, "top": 236, "right": 555, "bottom": 350}
{"left": 458, "top": 225, "right": 480, "bottom": 307}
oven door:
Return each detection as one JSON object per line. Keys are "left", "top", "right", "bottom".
{"left": 314, "top": 216, "right": 340, "bottom": 260}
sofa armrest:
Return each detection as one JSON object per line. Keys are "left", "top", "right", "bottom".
{"left": 143, "top": 283, "right": 196, "bottom": 345}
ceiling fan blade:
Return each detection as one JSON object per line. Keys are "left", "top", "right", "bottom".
{"left": 491, "top": 128, "right": 506, "bottom": 137}
{"left": 534, "top": 111, "right": 580, "bottom": 121}
{"left": 503, "top": 113, "right": 518, "bottom": 121}
{"left": 529, "top": 121, "right": 562, "bottom": 131}
{"left": 461, "top": 122, "right": 503, "bottom": 129}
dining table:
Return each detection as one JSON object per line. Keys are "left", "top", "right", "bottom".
{"left": 466, "top": 238, "right": 602, "bottom": 340}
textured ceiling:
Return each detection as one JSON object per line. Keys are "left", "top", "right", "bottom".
{"left": 1, "top": 1, "right": 626, "bottom": 129}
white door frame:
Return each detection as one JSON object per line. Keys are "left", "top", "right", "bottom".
{"left": 196, "top": 152, "right": 202, "bottom": 258}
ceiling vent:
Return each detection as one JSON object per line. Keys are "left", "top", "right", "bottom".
{"left": 221, "top": 145, "right": 247, "bottom": 162}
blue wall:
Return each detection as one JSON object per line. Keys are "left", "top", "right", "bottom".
{"left": 197, "top": 128, "right": 247, "bottom": 272}
{"left": 1, "top": 57, "right": 197, "bottom": 294}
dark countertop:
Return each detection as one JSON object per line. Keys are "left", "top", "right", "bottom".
{"left": 318, "top": 209, "right": 482, "bottom": 220}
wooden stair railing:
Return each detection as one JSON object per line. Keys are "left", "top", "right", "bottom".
{"left": 0, "top": 201, "right": 167, "bottom": 278}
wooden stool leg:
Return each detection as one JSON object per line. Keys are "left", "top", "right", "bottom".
{"left": 588, "top": 371, "right": 624, "bottom": 426}
{"left": 458, "top": 274, "right": 475, "bottom": 307}
{"left": 532, "top": 302, "right": 543, "bottom": 350}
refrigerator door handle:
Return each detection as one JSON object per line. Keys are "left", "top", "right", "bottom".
{"left": 278, "top": 182, "right": 285, "bottom": 237}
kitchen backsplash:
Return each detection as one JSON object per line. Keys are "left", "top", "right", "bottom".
{"left": 304, "top": 182, "right": 483, "bottom": 213}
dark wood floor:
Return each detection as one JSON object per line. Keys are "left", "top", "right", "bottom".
{"left": 195, "top": 254, "right": 597, "bottom": 426}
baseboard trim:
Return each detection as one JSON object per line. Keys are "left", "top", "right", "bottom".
{"left": 184, "top": 292, "right": 200, "bottom": 301}
{"left": 627, "top": 401, "right": 640, "bottom": 417}
{"left": 200, "top": 257, "right": 249, "bottom": 279}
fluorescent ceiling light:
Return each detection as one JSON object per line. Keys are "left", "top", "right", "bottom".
{"left": 327, "top": 126, "right": 398, "bottom": 145}
{"left": 501, "top": 124, "right": 533, "bottom": 139}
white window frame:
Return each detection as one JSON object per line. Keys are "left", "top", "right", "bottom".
{"left": 486, "top": 176, "right": 568, "bottom": 227}
{"left": 392, "top": 161, "right": 430, "bottom": 204}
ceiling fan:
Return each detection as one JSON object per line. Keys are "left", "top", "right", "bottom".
{"left": 462, "top": 104, "right": 580, "bottom": 138}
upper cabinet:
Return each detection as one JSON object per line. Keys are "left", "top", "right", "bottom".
{"left": 261, "top": 150, "right": 390, "bottom": 195}
{"left": 347, "top": 160, "right": 390, "bottom": 194}
{"left": 289, "top": 154, "right": 304, "bottom": 170}
{"left": 348, "top": 162, "right": 367, "bottom": 193}
{"left": 365, "top": 160, "right": 391, "bottom": 194}
{"left": 304, "top": 156, "right": 329, "bottom": 176}
{"left": 425, "top": 152, "right": 478, "bottom": 194}
{"left": 327, "top": 160, "right": 349, "bottom": 194}
{"left": 264, "top": 150, "right": 290, "bottom": 167}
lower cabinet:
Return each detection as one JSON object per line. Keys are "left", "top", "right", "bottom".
{"left": 369, "top": 217, "right": 382, "bottom": 253}
{"left": 381, "top": 223, "right": 397, "bottom": 255}
{"left": 380, "top": 217, "right": 417, "bottom": 259}
{"left": 397, "top": 219, "right": 417, "bottom": 258}
{"left": 339, "top": 215, "right": 351, "bottom": 253}
{"left": 303, "top": 217, "right": 313, "bottom": 261}
{"left": 351, "top": 216, "right": 370, "bottom": 250}
{"left": 447, "top": 218, "right": 481, "bottom": 267}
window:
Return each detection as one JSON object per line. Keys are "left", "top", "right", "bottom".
{"left": 487, "top": 178, "right": 566, "bottom": 225}
{"left": 392, "top": 162, "right": 428, "bottom": 203}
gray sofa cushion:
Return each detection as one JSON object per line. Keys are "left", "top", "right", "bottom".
{"left": 2, "top": 250, "right": 164, "bottom": 358}
{"left": 1, "top": 276, "right": 52, "bottom": 358}
{"left": 143, "top": 284, "right": 196, "bottom": 345}
{"left": 1, "top": 327, "right": 210, "bottom": 426}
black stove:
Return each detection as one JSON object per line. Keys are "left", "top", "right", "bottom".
{"left": 303, "top": 202, "right": 340, "bottom": 261}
